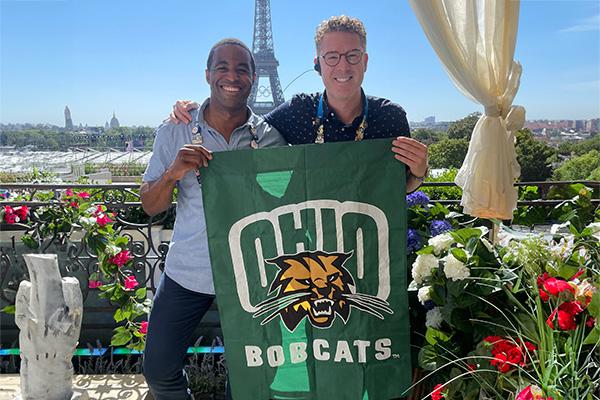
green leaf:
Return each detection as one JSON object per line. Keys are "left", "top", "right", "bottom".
{"left": 113, "top": 308, "right": 126, "bottom": 323}
{"left": 588, "top": 292, "right": 600, "bottom": 319}
{"left": 583, "top": 326, "right": 599, "bottom": 346}
{"left": 417, "top": 344, "right": 438, "bottom": 371}
{"left": 450, "top": 228, "right": 483, "bottom": 246}
{"left": 450, "top": 248, "right": 468, "bottom": 263}
{"left": 1, "top": 305, "right": 15, "bottom": 314}
{"left": 135, "top": 288, "right": 147, "bottom": 300}
{"left": 111, "top": 329, "right": 133, "bottom": 347}
{"left": 20, "top": 234, "right": 39, "bottom": 249}
{"left": 425, "top": 327, "right": 451, "bottom": 345}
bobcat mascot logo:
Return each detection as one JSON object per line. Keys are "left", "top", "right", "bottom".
{"left": 253, "top": 251, "right": 393, "bottom": 331}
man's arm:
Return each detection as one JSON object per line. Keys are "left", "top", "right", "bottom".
{"left": 141, "top": 144, "right": 212, "bottom": 216}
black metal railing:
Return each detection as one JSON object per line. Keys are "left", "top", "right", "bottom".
{"left": 1, "top": 180, "right": 598, "bottom": 347}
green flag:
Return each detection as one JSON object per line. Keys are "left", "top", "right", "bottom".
{"left": 202, "top": 139, "right": 411, "bottom": 400}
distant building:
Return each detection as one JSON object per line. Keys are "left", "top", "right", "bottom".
{"left": 64, "top": 106, "right": 74, "bottom": 130}
{"left": 105, "top": 121, "right": 110, "bottom": 129}
{"left": 110, "top": 112, "right": 120, "bottom": 129}
{"left": 424, "top": 116, "right": 436, "bottom": 125}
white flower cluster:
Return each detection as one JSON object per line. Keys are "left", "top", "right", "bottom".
{"left": 426, "top": 307, "right": 443, "bottom": 328}
{"left": 417, "top": 286, "right": 431, "bottom": 304}
{"left": 428, "top": 233, "right": 454, "bottom": 255}
{"left": 411, "top": 254, "right": 439, "bottom": 284}
{"left": 443, "top": 254, "right": 470, "bottom": 281}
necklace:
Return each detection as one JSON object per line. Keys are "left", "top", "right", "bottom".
{"left": 314, "top": 93, "right": 368, "bottom": 144}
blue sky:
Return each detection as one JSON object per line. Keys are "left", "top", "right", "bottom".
{"left": 1, "top": 0, "right": 599, "bottom": 127}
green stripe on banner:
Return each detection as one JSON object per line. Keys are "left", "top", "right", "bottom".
{"left": 202, "top": 139, "right": 411, "bottom": 400}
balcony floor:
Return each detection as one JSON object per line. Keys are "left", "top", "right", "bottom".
{"left": 0, "top": 374, "right": 149, "bottom": 400}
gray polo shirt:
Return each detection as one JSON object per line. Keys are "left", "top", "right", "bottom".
{"left": 143, "top": 100, "right": 288, "bottom": 294}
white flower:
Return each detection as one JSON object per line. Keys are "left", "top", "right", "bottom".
{"left": 417, "top": 286, "right": 431, "bottom": 304}
{"left": 425, "top": 307, "right": 443, "bottom": 328}
{"left": 443, "top": 254, "right": 470, "bottom": 281}
{"left": 411, "top": 254, "right": 439, "bottom": 284}
{"left": 79, "top": 216, "right": 96, "bottom": 226}
{"left": 428, "top": 233, "right": 454, "bottom": 254}
{"left": 587, "top": 222, "right": 600, "bottom": 233}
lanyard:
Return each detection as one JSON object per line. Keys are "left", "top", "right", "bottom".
{"left": 314, "top": 92, "right": 368, "bottom": 144}
{"left": 191, "top": 111, "right": 259, "bottom": 149}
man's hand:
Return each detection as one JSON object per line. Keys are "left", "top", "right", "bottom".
{"left": 169, "top": 100, "right": 199, "bottom": 125}
{"left": 168, "top": 144, "right": 213, "bottom": 180}
{"left": 391, "top": 137, "right": 429, "bottom": 193}
{"left": 141, "top": 144, "right": 212, "bottom": 216}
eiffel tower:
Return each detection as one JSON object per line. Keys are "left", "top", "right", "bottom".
{"left": 249, "top": 0, "right": 285, "bottom": 115}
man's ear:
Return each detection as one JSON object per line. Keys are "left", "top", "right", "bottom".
{"left": 205, "top": 69, "right": 210, "bottom": 84}
{"left": 252, "top": 72, "right": 257, "bottom": 85}
{"left": 363, "top": 53, "right": 369, "bottom": 72}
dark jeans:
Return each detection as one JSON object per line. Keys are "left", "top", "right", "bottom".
{"left": 143, "top": 273, "right": 217, "bottom": 400}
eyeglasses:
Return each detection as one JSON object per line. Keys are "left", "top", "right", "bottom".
{"left": 320, "top": 49, "right": 364, "bottom": 67}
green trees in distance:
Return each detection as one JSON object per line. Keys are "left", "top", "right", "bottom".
{"left": 515, "top": 129, "right": 556, "bottom": 181}
{"left": 446, "top": 112, "right": 481, "bottom": 140}
{"left": 0, "top": 127, "right": 156, "bottom": 151}
{"left": 428, "top": 138, "right": 469, "bottom": 169}
{"left": 412, "top": 128, "right": 447, "bottom": 145}
{"left": 553, "top": 150, "right": 600, "bottom": 181}
{"left": 557, "top": 134, "right": 600, "bottom": 156}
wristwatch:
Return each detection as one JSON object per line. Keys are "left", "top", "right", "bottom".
{"left": 411, "top": 167, "right": 429, "bottom": 183}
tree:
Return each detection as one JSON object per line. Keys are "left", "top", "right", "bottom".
{"left": 515, "top": 129, "right": 556, "bottom": 181}
{"left": 428, "top": 138, "right": 470, "bottom": 169}
{"left": 553, "top": 150, "right": 600, "bottom": 180}
{"left": 412, "top": 128, "right": 446, "bottom": 145}
{"left": 447, "top": 112, "right": 481, "bottom": 140}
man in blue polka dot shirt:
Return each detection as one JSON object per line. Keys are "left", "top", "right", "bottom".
{"left": 171, "top": 15, "right": 428, "bottom": 193}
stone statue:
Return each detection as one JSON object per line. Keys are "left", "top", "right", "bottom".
{"left": 15, "top": 254, "right": 85, "bottom": 400}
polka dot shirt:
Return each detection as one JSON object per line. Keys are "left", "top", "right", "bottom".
{"left": 264, "top": 91, "right": 411, "bottom": 145}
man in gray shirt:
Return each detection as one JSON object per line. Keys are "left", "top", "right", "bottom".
{"left": 141, "top": 38, "right": 286, "bottom": 400}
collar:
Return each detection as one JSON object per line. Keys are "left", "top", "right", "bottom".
{"left": 319, "top": 89, "right": 368, "bottom": 127}
{"left": 195, "top": 98, "right": 259, "bottom": 131}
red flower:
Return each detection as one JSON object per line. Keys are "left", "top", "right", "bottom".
{"left": 431, "top": 383, "right": 446, "bottom": 400}
{"left": 546, "top": 301, "right": 585, "bottom": 331}
{"left": 65, "top": 188, "right": 74, "bottom": 197}
{"left": 77, "top": 192, "right": 91, "bottom": 199}
{"left": 139, "top": 321, "right": 149, "bottom": 335}
{"left": 109, "top": 250, "right": 132, "bottom": 267}
{"left": 96, "top": 214, "right": 113, "bottom": 227}
{"left": 14, "top": 206, "right": 28, "bottom": 221}
{"left": 516, "top": 385, "right": 553, "bottom": 400}
{"left": 537, "top": 273, "right": 574, "bottom": 301}
{"left": 123, "top": 275, "right": 139, "bottom": 290}
{"left": 4, "top": 213, "right": 16, "bottom": 224}
{"left": 484, "top": 336, "right": 536, "bottom": 373}
{"left": 88, "top": 280, "right": 103, "bottom": 289}
{"left": 587, "top": 317, "right": 596, "bottom": 328}
{"left": 69, "top": 201, "right": 79, "bottom": 208}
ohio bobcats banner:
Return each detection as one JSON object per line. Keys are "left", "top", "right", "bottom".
{"left": 202, "top": 139, "right": 411, "bottom": 400}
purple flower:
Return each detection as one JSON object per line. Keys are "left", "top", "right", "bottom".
{"left": 406, "top": 191, "right": 430, "bottom": 208}
{"left": 423, "top": 300, "right": 436, "bottom": 311}
{"left": 430, "top": 220, "right": 453, "bottom": 237}
{"left": 407, "top": 228, "right": 423, "bottom": 254}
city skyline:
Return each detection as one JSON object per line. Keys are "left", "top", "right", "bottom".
{"left": 1, "top": 0, "right": 599, "bottom": 126}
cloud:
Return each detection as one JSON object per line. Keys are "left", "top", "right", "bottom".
{"left": 560, "top": 14, "right": 600, "bottom": 33}
{"left": 563, "top": 80, "right": 600, "bottom": 91}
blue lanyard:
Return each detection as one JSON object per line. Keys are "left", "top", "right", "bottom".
{"left": 315, "top": 92, "right": 369, "bottom": 143}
